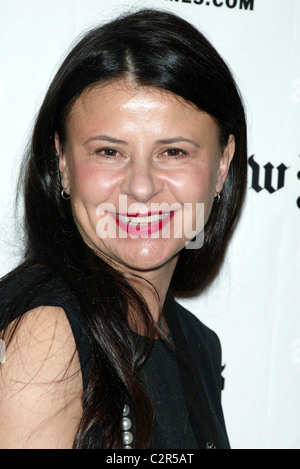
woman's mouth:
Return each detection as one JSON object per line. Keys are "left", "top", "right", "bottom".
{"left": 112, "top": 211, "right": 175, "bottom": 236}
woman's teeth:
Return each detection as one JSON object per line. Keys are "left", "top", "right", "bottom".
{"left": 117, "top": 213, "right": 170, "bottom": 225}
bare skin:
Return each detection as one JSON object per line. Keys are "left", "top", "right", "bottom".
{"left": 0, "top": 307, "right": 82, "bottom": 448}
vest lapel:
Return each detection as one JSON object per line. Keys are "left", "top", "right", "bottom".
{"left": 163, "top": 291, "right": 222, "bottom": 449}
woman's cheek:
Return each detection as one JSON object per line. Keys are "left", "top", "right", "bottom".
{"left": 70, "top": 163, "right": 105, "bottom": 203}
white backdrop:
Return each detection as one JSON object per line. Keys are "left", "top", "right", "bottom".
{"left": 0, "top": 0, "right": 299, "bottom": 449}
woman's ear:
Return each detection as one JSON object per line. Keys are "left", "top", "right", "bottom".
{"left": 215, "top": 134, "right": 235, "bottom": 194}
{"left": 55, "top": 132, "right": 70, "bottom": 195}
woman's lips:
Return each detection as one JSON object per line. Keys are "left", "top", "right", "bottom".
{"left": 111, "top": 211, "right": 175, "bottom": 236}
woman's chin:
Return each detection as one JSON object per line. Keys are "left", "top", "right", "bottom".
{"left": 120, "top": 252, "right": 177, "bottom": 273}
{"left": 105, "top": 243, "right": 182, "bottom": 274}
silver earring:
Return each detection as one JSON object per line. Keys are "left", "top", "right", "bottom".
{"left": 214, "top": 192, "right": 221, "bottom": 204}
{"left": 61, "top": 189, "right": 70, "bottom": 200}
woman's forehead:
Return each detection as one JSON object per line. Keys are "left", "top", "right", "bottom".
{"left": 69, "top": 78, "right": 200, "bottom": 116}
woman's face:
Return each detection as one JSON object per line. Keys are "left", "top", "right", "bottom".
{"left": 57, "top": 79, "right": 234, "bottom": 276}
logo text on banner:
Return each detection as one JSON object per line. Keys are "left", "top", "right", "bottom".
{"left": 248, "top": 155, "right": 289, "bottom": 194}
{"left": 164, "top": 0, "right": 254, "bottom": 11}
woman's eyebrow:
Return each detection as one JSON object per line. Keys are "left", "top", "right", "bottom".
{"left": 155, "top": 138, "right": 201, "bottom": 149}
{"left": 83, "top": 135, "right": 128, "bottom": 145}
{"left": 82, "top": 135, "right": 201, "bottom": 149}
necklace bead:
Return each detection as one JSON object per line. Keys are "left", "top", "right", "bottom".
{"left": 121, "top": 416, "right": 132, "bottom": 431}
{"left": 122, "top": 430, "right": 134, "bottom": 446}
{"left": 122, "top": 404, "right": 130, "bottom": 417}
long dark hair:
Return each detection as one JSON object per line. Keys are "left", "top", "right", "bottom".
{"left": 1, "top": 9, "right": 247, "bottom": 448}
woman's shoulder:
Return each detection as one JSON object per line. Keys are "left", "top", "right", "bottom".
{"left": 0, "top": 263, "right": 92, "bottom": 393}
{"left": 0, "top": 296, "right": 83, "bottom": 447}
{"left": 173, "top": 298, "right": 225, "bottom": 392}
{"left": 174, "top": 299, "right": 221, "bottom": 350}
{"left": 0, "top": 264, "right": 91, "bottom": 389}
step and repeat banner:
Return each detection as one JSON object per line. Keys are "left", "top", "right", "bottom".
{"left": 0, "top": 0, "right": 299, "bottom": 449}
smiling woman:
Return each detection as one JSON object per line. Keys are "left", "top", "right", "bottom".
{"left": 0, "top": 8, "right": 247, "bottom": 449}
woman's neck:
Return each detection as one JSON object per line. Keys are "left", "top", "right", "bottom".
{"left": 124, "top": 256, "right": 178, "bottom": 323}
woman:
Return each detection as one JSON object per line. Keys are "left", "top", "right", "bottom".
{"left": 0, "top": 9, "right": 247, "bottom": 449}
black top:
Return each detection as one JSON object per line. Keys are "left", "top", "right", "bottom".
{"left": 141, "top": 336, "right": 198, "bottom": 449}
{"left": 0, "top": 267, "right": 230, "bottom": 449}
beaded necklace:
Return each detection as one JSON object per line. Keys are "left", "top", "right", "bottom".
{"left": 121, "top": 404, "right": 133, "bottom": 448}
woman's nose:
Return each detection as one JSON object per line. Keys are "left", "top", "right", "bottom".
{"left": 120, "top": 159, "right": 163, "bottom": 204}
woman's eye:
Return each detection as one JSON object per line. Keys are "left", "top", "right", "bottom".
{"left": 95, "top": 148, "right": 120, "bottom": 158}
{"left": 162, "top": 148, "right": 188, "bottom": 158}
